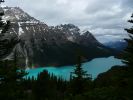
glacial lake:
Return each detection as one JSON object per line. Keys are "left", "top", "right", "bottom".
{"left": 25, "top": 56, "right": 124, "bottom": 80}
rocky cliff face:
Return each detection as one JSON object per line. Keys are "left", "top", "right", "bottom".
{"left": 2, "top": 7, "right": 115, "bottom": 68}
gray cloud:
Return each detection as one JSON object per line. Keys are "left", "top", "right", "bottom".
{"left": 3, "top": 0, "right": 133, "bottom": 42}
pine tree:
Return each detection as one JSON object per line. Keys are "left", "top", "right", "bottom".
{"left": 0, "top": 50, "right": 27, "bottom": 99}
{"left": 121, "top": 14, "right": 133, "bottom": 67}
{"left": 32, "top": 70, "right": 56, "bottom": 100}
{"left": 70, "top": 53, "right": 92, "bottom": 95}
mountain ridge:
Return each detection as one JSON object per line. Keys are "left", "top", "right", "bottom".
{"left": 2, "top": 6, "right": 116, "bottom": 68}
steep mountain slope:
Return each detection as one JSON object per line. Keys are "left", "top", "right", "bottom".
{"left": 2, "top": 7, "right": 115, "bottom": 67}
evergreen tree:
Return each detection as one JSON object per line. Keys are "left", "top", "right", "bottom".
{"left": 69, "top": 53, "right": 92, "bottom": 95}
{"left": 0, "top": 50, "right": 27, "bottom": 100}
{"left": 33, "top": 70, "right": 56, "bottom": 100}
{"left": 121, "top": 14, "right": 133, "bottom": 67}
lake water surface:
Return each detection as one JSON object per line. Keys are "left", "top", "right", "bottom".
{"left": 25, "top": 56, "right": 124, "bottom": 80}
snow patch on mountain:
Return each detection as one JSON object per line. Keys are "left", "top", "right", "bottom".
{"left": 15, "top": 15, "right": 20, "bottom": 20}
{"left": 67, "top": 36, "right": 74, "bottom": 42}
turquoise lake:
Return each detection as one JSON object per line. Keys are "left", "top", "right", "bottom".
{"left": 25, "top": 56, "right": 124, "bottom": 80}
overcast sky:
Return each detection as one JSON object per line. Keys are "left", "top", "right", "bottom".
{"left": 3, "top": 0, "right": 133, "bottom": 42}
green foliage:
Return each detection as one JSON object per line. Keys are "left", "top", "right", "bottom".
{"left": 121, "top": 14, "right": 133, "bottom": 66}
{"left": 31, "top": 70, "right": 67, "bottom": 100}
{"left": 68, "top": 53, "right": 92, "bottom": 95}
{"left": 0, "top": 50, "right": 27, "bottom": 100}
{"left": 0, "top": 59, "right": 27, "bottom": 100}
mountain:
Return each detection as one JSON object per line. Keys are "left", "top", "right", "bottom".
{"left": 2, "top": 7, "right": 116, "bottom": 68}
{"left": 103, "top": 40, "right": 127, "bottom": 51}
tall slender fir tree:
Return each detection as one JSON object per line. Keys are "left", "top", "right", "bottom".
{"left": 70, "top": 52, "right": 92, "bottom": 95}
{"left": 121, "top": 14, "right": 133, "bottom": 67}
